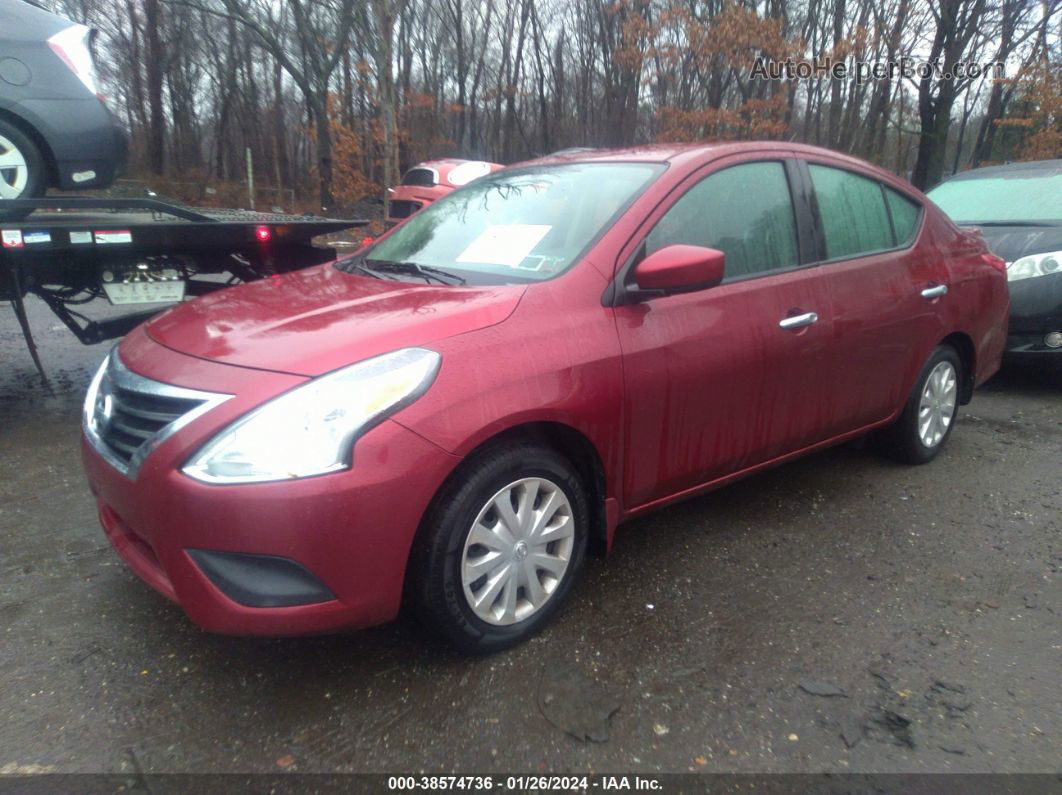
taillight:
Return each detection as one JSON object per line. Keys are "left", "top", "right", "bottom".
{"left": 981, "top": 253, "right": 1007, "bottom": 274}
{"left": 48, "top": 25, "right": 104, "bottom": 103}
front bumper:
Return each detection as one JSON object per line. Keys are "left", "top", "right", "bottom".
{"left": 82, "top": 336, "right": 460, "bottom": 635}
{"left": 1005, "top": 274, "right": 1062, "bottom": 361}
{"left": 1004, "top": 333, "right": 1062, "bottom": 360}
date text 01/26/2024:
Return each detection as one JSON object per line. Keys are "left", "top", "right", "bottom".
{"left": 386, "top": 776, "right": 663, "bottom": 791}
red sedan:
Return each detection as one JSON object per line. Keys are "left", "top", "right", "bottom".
{"left": 82, "top": 142, "right": 1009, "bottom": 652}
{"left": 386, "top": 158, "right": 503, "bottom": 223}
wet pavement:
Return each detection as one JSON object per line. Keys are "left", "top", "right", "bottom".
{"left": 1, "top": 298, "right": 1060, "bottom": 775}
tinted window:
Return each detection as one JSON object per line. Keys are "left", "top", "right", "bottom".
{"left": 810, "top": 165, "right": 893, "bottom": 259}
{"left": 885, "top": 187, "right": 920, "bottom": 245}
{"left": 646, "top": 161, "right": 799, "bottom": 279}
{"left": 402, "top": 167, "right": 437, "bottom": 187}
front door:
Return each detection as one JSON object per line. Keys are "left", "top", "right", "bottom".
{"left": 614, "top": 157, "right": 836, "bottom": 509}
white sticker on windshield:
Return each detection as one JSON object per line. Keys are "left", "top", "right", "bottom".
{"left": 456, "top": 224, "right": 551, "bottom": 268}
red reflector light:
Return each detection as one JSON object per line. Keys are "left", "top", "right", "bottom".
{"left": 981, "top": 253, "right": 1006, "bottom": 274}
{"left": 255, "top": 226, "right": 271, "bottom": 242}
{"left": 361, "top": 236, "right": 374, "bottom": 248}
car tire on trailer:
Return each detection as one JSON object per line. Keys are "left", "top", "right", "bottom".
{"left": 877, "top": 344, "right": 963, "bottom": 465}
{"left": 0, "top": 120, "right": 46, "bottom": 221}
{"left": 410, "top": 442, "right": 589, "bottom": 653}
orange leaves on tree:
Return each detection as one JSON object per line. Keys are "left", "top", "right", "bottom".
{"left": 657, "top": 94, "right": 790, "bottom": 142}
{"left": 305, "top": 95, "right": 378, "bottom": 206}
{"left": 652, "top": 2, "right": 795, "bottom": 143}
{"left": 997, "top": 59, "right": 1062, "bottom": 161}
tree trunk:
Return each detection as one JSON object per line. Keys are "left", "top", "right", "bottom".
{"left": 373, "top": 0, "right": 398, "bottom": 217}
{"left": 312, "top": 94, "right": 334, "bottom": 211}
{"left": 144, "top": 0, "right": 165, "bottom": 174}
{"left": 273, "top": 58, "right": 290, "bottom": 193}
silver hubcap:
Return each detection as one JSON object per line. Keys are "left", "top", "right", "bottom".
{"left": 918, "top": 361, "right": 957, "bottom": 448}
{"left": 461, "top": 477, "right": 575, "bottom": 626}
{"left": 0, "top": 134, "right": 29, "bottom": 200}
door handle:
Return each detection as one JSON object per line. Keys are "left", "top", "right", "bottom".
{"left": 779, "top": 311, "right": 819, "bottom": 330}
{"left": 921, "top": 284, "right": 948, "bottom": 299}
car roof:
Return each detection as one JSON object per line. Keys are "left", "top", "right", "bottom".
{"left": 510, "top": 141, "right": 913, "bottom": 192}
{"left": 943, "top": 159, "right": 1062, "bottom": 182}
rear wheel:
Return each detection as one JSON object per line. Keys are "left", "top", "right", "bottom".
{"left": 877, "top": 345, "right": 962, "bottom": 464}
{"left": 410, "top": 443, "right": 589, "bottom": 654}
{"left": 0, "top": 120, "right": 46, "bottom": 221}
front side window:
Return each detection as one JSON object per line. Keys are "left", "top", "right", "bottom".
{"left": 352, "top": 163, "right": 663, "bottom": 285}
{"left": 809, "top": 164, "right": 893, "bottom": 259}
{"left": 646, "top": 161, "right": 800, "bottom": 279}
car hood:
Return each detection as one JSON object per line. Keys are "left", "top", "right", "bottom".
{"left": 973, "top": 224, "right": 1062, "bottom": 263}
{"left": 145, "top": 264, "right": 525, "bottom": 377}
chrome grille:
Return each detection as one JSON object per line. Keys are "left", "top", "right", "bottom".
{"left": 84, "top": 353, "right": 230, "bottom": 478}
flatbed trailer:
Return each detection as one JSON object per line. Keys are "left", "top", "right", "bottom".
{"left": 0, "top": 197, "right": 366, "bottom": 381}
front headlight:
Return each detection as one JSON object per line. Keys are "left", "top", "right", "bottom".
{"left": 182, "top": 348, "right": 440, "bottom": 484}
{"left": 1007, "top": 249, "right": 1062, "bottom": 282}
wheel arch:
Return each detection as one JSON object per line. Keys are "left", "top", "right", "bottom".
{"left": 407, "top": 420, "right": 611, "bottom": 593}
{"left": 940, "top": 331, "right": 976, "bottom": 404}
{"left": 0, "top": 106, "right": 59, "bottom": 187}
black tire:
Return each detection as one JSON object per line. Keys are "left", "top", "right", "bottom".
{"left": 410, "top": 442, "right": 589, "bottom": 654}
{"left": 0, "top": 119, "right": 47, "bottom": 221}
{"left": 876, "top": 344, "right": 963, "bottom": 464}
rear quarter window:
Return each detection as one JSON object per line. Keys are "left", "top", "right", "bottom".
{"left": 884, "top": 187, "right": 921, "bottom": 246}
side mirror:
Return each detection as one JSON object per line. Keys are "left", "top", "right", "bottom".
{"left": 632, "top": 245, "right": 726, "bottom": 295}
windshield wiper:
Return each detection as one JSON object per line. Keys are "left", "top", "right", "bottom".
{"left": 335, "top": 255, "right": 412, "bottom": 282}
{"left": 350, "top": 262, "right": 398, "bottom": 280}
{"left": 365, "top": 260, "right": 467, "bottom": 285}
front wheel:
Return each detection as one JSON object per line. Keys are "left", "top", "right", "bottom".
{"left": 876, "top": 345, "right": 962, "bottom": 464}
{"left": 0, "top": 120, "right": 46, "bottom": 221}
{"left": 410, "top": 443, "right": 589, "bottom": 654}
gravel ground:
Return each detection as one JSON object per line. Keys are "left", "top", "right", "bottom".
{"left": 1, "top": 296, "right": 1060, "bottom": 776}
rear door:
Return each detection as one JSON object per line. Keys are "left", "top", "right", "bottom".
{"left": 613, "top": 155, "right": 837, "bottom": 509}
{"left": 800, "top": 160, "right": 946, "bottom": 433}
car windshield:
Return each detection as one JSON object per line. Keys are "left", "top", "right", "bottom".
{"left": 345, "top": 162, "right": 663, "bottom": 285}
{"left": 926, "top": 167, "right": 1062, "bottom": 225}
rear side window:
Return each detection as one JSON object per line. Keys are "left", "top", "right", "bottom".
{"left": 646, "top": 161, "right": 799, "bottom": 280}
{"left": 809, "top": 165, "right": 893, "bottom": 259}
{"left": 884, "top": 187, "right": 921, "bottom": 245}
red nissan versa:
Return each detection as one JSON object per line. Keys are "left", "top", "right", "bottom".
{"left": 82, "top": 142, "right": 1009, "bottom": 653}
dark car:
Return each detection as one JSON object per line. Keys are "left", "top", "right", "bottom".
{"left": 82, "top": 142, "right": 1009, "bottom": 652}
{"left": 927, "top": 160, "right": 1062, "bottom": 362}
{"left": 0, "top": 0, "right": 126, "bottom": 219}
